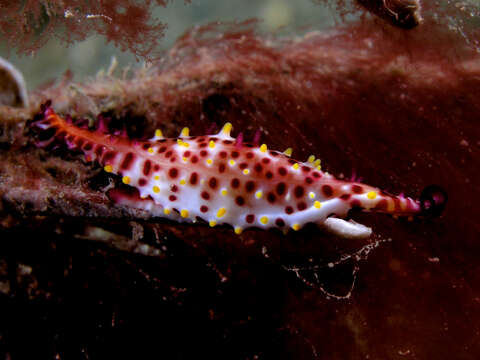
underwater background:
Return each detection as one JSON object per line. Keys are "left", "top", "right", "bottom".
{"left": 0, "top": 1, "right": 479, "bottom": 359}
{"left": 1, "top": 0, "right": 335, "bottom": 89}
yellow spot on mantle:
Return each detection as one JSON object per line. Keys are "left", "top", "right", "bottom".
{"left": 147, "top": 147, "right": 154, "bottom": 154}
{"left": 229, "top": 160, "right": 236, "bottom": 166}
{"left": 217, "top": 208, "right": 226, "bottom": 218}
{"left": 181, "top": 127, "right": 189, "bottom": 137}
{"left": 292, "top": 163, "right": 299, "bottom": 170}
{"left": 309, "top": 192, "right": 315, "bottom": 199}
{"left": 182, "top": 157, "right": 188, "bottom": 162}
{"left": 180, "top": 209, "right": 189, "bottom": 218}
{"left": 177, "top": 139, "right": 189, "bottom": 147}
{"left": 367, "top": 191, "right": 377, "bottom": 200}
{"left": 292, "top": 223, "right": 301, "bottom": 231}
{"left": 155, "top": 129, "right": 163, "bottom": 138}
{"left": 122, "top": 176, "right": 131, "bottom": 184}
{"left": 260, "top": 216, "right": 269, "bottom": 225}
{"left": 243, "top": 169, "right": 250, "bottom": 175}
{"left": 255, "top": 191, "right": 263, "bottom": 199}
{"left": 209, "top": 140, "right": 215, "bottom": 149}
{"left": 180, "top": 179, "right": 186, "bottom": 185}
{"left": 153, "top": 186, "right": 160, "bottom": 193}
{"left": 307, "top": 155, "right": 315, "bottom": 163}
{"left": 234, "top": 227, "right": 243, "bottom": 234}
{"left": 164, "top": 208, "right": 171, "bottom": 215}
{"left": 283, "top": 148, "right": 292, "bottom": 157}
{"left": 314, "top": 201, "right": 322, "bottom": 209}
{"left": 221, "top": 189, "right": 228, "bottom": 196}
{"left": 260, "top": 144, "right": 267, "bottom": 153}
{"left": 206, "top": 159, "right": 213, "bottom": 165}
{"left": 154, "top": 175, "right": 160, "bottom": 180}
{"left": 209, "top": 220, "right": 217, "bottom": 227}
{"left": 104, "top": 165, "right": 113, "bottom": 173}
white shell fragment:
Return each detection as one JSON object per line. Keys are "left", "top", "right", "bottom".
{"left": 0, "top": 56, "right": 28, "bottom": 108}
{"left": 323, "top": 218, "right": 372, "bottom": 240}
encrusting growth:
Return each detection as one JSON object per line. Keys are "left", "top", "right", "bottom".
{"left": 30, "top": 101, "right": 447, "bottom": 239}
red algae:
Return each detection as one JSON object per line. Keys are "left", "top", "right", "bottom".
{"left": 0, "top": 0, "right": 189, "bottom": 60}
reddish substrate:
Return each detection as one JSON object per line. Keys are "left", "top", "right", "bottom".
{"left": 1, "top": 11, "right": 480, "bottom": 360}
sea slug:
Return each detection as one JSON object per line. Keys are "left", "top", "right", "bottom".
{"left": 30, "top": 101, "right": 447, "bottom": 239}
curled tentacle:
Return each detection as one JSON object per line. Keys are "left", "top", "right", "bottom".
{"left": 420, "top": 185, "right": 448, "bottom": 217}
